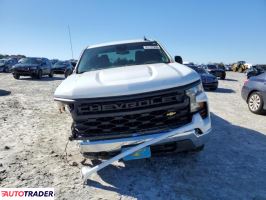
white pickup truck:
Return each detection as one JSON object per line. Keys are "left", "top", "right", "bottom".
{"left": 54, "top": 39, "right": 211, "bottom": 164}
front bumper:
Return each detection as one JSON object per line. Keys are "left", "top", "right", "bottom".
{"left": 79, "top": 112, "right": 211, "bottom": 154}
{"left": 12, "top": 68, "right": 38, "bottom": 76}
{"left": 52, "top": 68, "right": 66, "bottom": 74}
{"left": 203, "top": 81, "right": 218, "bottom": 89}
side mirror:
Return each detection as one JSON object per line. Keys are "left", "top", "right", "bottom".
{"left": 174, "top": 56, "right": 183, "bottom": 64}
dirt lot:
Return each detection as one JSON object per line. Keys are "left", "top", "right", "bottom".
{"left": 0, "top": 72, "right": 266, "bottom": 200}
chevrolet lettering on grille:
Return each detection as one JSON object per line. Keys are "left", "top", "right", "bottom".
{"left": 79, "top": 95, "right": 179, "bottom": 113}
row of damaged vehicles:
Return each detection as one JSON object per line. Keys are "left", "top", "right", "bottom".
{"left": 0, "top": 57, "right": 77, "bottom": 79}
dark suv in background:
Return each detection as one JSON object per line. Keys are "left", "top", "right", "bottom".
{"left": 12, "top": 57, "right": 53, "bottom": 79}
{"left": 52, "top": 61, "right": 73, "bottom": 78}
{"left": 204, "top": 64, "right": 226, "bottom": 80}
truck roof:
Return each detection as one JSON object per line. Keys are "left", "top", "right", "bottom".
{"left": 86, "top": 39, "right": 154, "bottom": 49}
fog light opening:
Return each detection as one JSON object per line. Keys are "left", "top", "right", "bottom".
{"left": 195, "top": 128, "right": 203, "bottom": 135}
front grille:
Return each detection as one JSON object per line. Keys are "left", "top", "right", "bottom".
{"left": 71, "top": 82, "right": 200, "bottom": 140}
{"left": 15, "top": 67, "right": 30, "bottom": 72}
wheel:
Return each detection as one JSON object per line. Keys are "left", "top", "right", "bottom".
{"left": 64, "top": 70, "right": 71, "bottom": 78}
{"left": 3, "top": 67, "right": 9, "bottom": 73}
{"left": 220, "top": 74, "right": 226, "bottom": 80}
{"left": 37, "top": 70, "right": 42, "bottom": 79}
{"left": 49, "top": 70, "right": 54, "bottom": 78}
{"left": 13, "top": 74, "right": 20, "bottom": 79}
{"left": 248, "top": 92, "right": 264, "bottom": 114}
{"left": 192, "top": 145, "right": 205, "bottom": 152}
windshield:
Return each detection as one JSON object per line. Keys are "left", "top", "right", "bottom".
{"left": 51, "top": 59, "right": 59, "bottom": 65}
{"left": 54, "top": 61, "right": 68, "bottom": 66}
{"left": 207, "top": 65, "right": 217, "bottom": 69}
{"left": 77, "top": 42, "right": 170, "bottom": 73}
{"left": 19, "top": 58, "right": 42, "bottom": 64}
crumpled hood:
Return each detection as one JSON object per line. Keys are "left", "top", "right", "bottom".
{"left": 54, "top": 63, "right": 200, "bottom": 99}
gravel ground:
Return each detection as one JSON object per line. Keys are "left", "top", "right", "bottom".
{"left": 0, "top": 72, "right": 266, "bottom": 200}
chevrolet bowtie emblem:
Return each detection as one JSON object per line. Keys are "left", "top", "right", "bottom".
{"left": 166, "top": 112, "right": 176, "bottom": 117}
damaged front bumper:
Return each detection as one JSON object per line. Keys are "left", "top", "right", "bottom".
{"left": 81, "top": 113, "right": 211, "bottom": 180}
{"left": 79, "top": 112, "right": 211, "bottom": 155}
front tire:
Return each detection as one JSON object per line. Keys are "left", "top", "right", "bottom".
{"left": 13, "top": 74, "right": 20, "bottom": 79}
{"left": 49, "top": 70, "right": 54, "bottom": 78}
{"left": 37, "top": 70, "right": 42, "bottom": 79}
{"left": 248, "top": 92, "right": 264, "bottom": 114}
{"left": 238, "top": 67, "right": 243, "bottom": 73}
{"left": 221, "top": 74, "right": 226, "bottom": 80}
{"left": 192, "top": 145, "right": 205, "bottom": 152}
{"left": 64, "top": 70, "right": 71, "bottom": 78}
{"left": 3, "top": 67, "right": 9, "bottom": 73}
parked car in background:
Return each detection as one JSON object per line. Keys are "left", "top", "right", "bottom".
{"left": 52, "top": 61, "right": 73, "bottom": 78}
{"left": 246, "top": 65, "right": 266, "bottom": 79}
{"left": 0, "top": 58, "right": 18, "bottom": 72}
{"left": 204, "top": 64, "right": 226, "bottom": 80}
{"left": 241, "top": 72, "right": 266, "bottom": 114}
{"left": 12, "top": 57, "right": 53, "bottom": 79}
{"left": 188, "top": 66, "right": 218, "bottom": 90}
{"left": 225, "top": 64, "right": 232, "bottom": 71}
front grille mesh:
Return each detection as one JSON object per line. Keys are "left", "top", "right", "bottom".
{"left": 71, "top": 86, "right": 194, "bottom": 140}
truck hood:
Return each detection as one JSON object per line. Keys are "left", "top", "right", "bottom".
{"left": 54, "top": 63, "right": 200, "bottom": 99}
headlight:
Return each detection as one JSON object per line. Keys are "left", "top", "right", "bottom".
{"left": 30, "top": 67, "right": 37, "bottom": 70}
{"left": 186, "top": 83, "right": 204, "bottom": 112}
